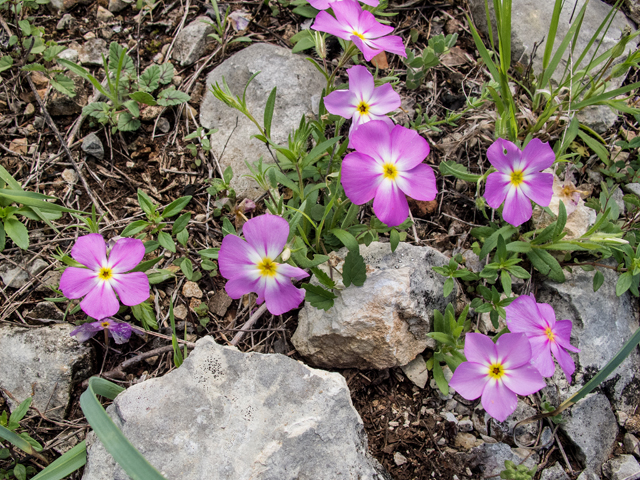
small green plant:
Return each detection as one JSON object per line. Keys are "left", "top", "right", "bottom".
{"left": 59, "top": 42, "right": 190, "bottom": 133}
{"left": 499, "top": 460, "right": 537, "bottom": 480}
{"left": 203, "top": 0, "right": 252, "bottom": 55}
{"left": 184, "top": 127, "right": 219, "bottom": 166}
{"left": 0, "top": 397, "right": 45, "bottom": 479}
{"left": 402, "top": 33, "right": 458, "bottom": 89}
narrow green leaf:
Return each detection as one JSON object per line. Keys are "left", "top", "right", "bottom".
{"left": 161, "top": 196, "right": 192, "bottom": 218}
{"left": 137, "top": 189, "right": 156, "bottom": 217}
{"left": 432, "top": 360, "right": 449, "bottom": 395}
{"left": 616, "top": 271, "right": 633, "bottom": 296}
{"left": 577, "top": 130, "right": 610, "bottom": 166}
{"left": 390, "top": 229, "right": 400, "bottom": 253}
{"left": 157, "top": 231, "right": 176, "bottom": 253}
{"left": 172, "top": 213, "right": 191, "bottom": 235}
{"left": 438, "top": 160, "right": 482, "bottom": 182}
{"left": 443, "top": 277, "right": 454, "bottom": 297}
{"left": 329, "top": 228, "right": 359, "bottom": 253}
{"left": 0, "top": 424, "right": 34, "bottom": 455}
{"left": 30, "top": 441, "right": 86, "bottom": 480}
{"left": 593, "top": 270, "right": 605, "bottom": 292}
{"left": 264, "top": 87, "right": 276, "bottom": 139}
{"left": 310, "top": 267, "right": 336, "bottom": 289}
{"left": 427, "top": 332, "right": 456, "bottom": 347}
{"left": 554, "top": 201, "right": 567, "bottom": 241}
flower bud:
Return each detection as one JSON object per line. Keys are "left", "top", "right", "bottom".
{"left": 281, "top": 247, "right": 291, "bottom": 262}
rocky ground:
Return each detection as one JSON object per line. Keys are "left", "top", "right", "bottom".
{"left": 0, "top": 0, "right": 639, "bottom": 478}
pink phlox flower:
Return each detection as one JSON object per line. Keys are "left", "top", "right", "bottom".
{"left": 552, "top": 170, "right": 588, "bottom": 216}
{"left": 311, "top": 0, "right": 406, "bottom": 62}
{"left": 448, "top": 333, "right": 547, "bottom": 422}
{"left": 70, "top": 318, "right": 134, "bottom": 344}
{"left": 308, "top": 0, "right": 378, "bottom": 11}
{"left": 341, "top": 120, "right": 437, "bottom": 227}
{"left": 505, "top": 294, "right": 580, "bottom": 381}
{"left": 218, "top": 215, "right": 309, "bottom": 315}
{"left": 324, "top": 65, "right": 401, "bottom": 148}
{"left": 60, "top": 234, "right": 150, "bottom": 320}
{"left": 484, "top": 138, "right": 555, "bottom": 227}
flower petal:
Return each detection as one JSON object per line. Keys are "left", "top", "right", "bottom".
{"left": 551, "top": 341, "right": 576, "bottom": 380}
{"left": 70, "top": 322, "right": 103, "bottom": 342}
{"left": 108, "top": 322, "right": 133, "bottom": 344}
{"left": 108, "top": 237, "right": 145, "bottom": 273}
{"left": 501, "top": 364, "right": 547, "bottom": 396}
{"left": 330, "top": 0, "right": 360, "bottom": 30}
{"left": 351, "top": 35, "right": 381, "bottom": 62}
{"left": 264, "top": 275, "right": 306, "bottom": 315}
{"left": 111, "top": 272, "right": 150, "bottom": 306}
{"left": 60, "top": 267, "right": 99, "bottom": 299}
{"left": 242, "top": 215, "right": 289, "bottom": 260}
{"left": 506, "top": 295, "right": 546, "bottom": 334}
{"left": 553, "top": 319, "right": 580, "bottom": 352}
{"left": 484, "top": 172, "right": 511, "bottom": 209}
{"left": 364, "top": 35, "right": 407, "bottom": 58}
{"left": 277, "top": 263, "right": 309, "bottom": 281}
{"left": 350, "top": 120, "right": 392, "bottom": 163}
{"left": 225, "top": 274, "right": 261, "bottom": 299}
{"left": 502, "top": 185, "right": 533, "bottom": 227}
{"left": 389, "top": 125, "right": 430, "bottom": 171}
{"left": 527, "top": 335, "right": 555, "bottom": 377}
{"left": 347, "top": 65, "right": 374, "bottom": 103}
{"left": 360, "top": 0, "right": 379, "bottom": 6}
{"left": 448, "top": 362, "right": 489, "bottom": 400}
{"left": 496, "top": 333, "right": 533, "bottom": 369}
{"left": 312, "top": 10, "right": 352, "bottom": 39}
{"left": 520, "top": 172, "right": 553, "bottom": 207}
{"left": 395, "top": 164, "right": 437, "bottom": 201}
{"left": 536, "top": 302, "right": 557, "bottom": 328}
{"left": 219, "top": 234, "right": 262, "bottom": 280}
{"left": 324, "top": 90, "right": 358, "bottom": 119}
{"left": 521, "top": 138, "right": 556, "bottom": 173}
{"left": 307, "top": 0, "right": 330, "bottom": 9}
{"left": 487, "top": 138, "right": 522, "bottom": 173}
{"left": 80, "top": 282, "right": 120, "bottom": 320}
{"left": 372, "top": 180, "right": 409, "bottom": 227}
{"left": 341, "top": 152, "right": 384, "bottom": 204}
{"left": 367, "top": 83, "right": 401, "bottom": 115}
{"left": 358, "top": 9, "right": 394, "bottom": 38}
{"left": 71, "top": 233, "right": 107, "bottom": 271}
{"left": 481, "top": 379, "right": 518, "bottom": 422}
{"left": 463, "top": 332, "right": 497, "bottom": 366}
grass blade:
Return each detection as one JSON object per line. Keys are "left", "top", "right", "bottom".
{"left": 30, "top": 441, "right": 86, "bottom": 480}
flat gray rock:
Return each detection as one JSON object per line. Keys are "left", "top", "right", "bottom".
{"left": 541, "top": 463, "right": 570, "bottom": 480}
{"left": 0, "top": 324, "right": 94, "bottom": 421}
{"left": 78, "top": 38, "right": 108, "bottom": 66}
{"left": 468, "top": 0, "right": 637, "bottom": 133}
{"left": 0, "top": 258, "right": 48, "bottom": 289}
{"left": 171, "top": 16, "right": 213, "bottom": 67}
{"left": 537, "top": 264, "right": 640, "bottom": 414}
{"left": 292, "top": 242, "right": 455, "bottom": 369}
{"left": 82, "top": 336, "right": 390, "bottom": 480}
{"left": 463, "top": 442, "right": 538, "bottom": 480}
{"left": 200, "top": 43, "right": 325, "bottom": 198}
{"left": 560, "top": 393, "right": 618, "bottom": 474}
{"left": 82, "top": 132, "right": 104, "bottom": 160}
{"left": 603, "top": 455, "right": 640, "bottom": 480}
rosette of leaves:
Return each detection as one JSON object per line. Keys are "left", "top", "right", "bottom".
{"left": 402, "top": 33, "right": 458, "bottom": 89}
{"left": 58, "top": 42, "right": 190, "bottom": 133}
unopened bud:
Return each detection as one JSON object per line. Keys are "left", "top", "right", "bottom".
{"left": 281, "top": 247, "right": 291, "bottom": 262}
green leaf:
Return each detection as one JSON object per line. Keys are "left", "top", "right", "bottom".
{"left": 0, "top": 424, "right": 36, "bottom": 455}
{"left": 341, "top": 203, "right": 359, "bottom": 229}
{"left": 180, "top": 257, "right": 194, "bottom": 280}
{"left": 139, "top": 65, "right": 160, "bottom": 92}
{"left": 117, "top": 112, "right": 140, "bottom": 132}
{"left": 501, "top": 269, "right": 512, "bottom": 296}
{"left": 222, "top": 217, "right": 235, "bottom": 237}
{"left": 427, "top": 332, "right": 456, "bottom": 347}
{"left": 432, "top": 359, "right": 449, "bottom": 395}
{"left": 0, "top": 222, "right": 5, "bottom": 252}
{"left": 129, "top": 256, "right": 162, "bottom": 273}
{"left": 554, "top": 201, "right": 567, "bottom": 241}
{"left": 438, "top": 160, "right": 482, "bottom": 182}
{"left": 443, "top": 277, "right": 454, "bottom": 297}
{"left": 292, "top": 5, "right": 319, "bottom": 17}
{"left": 50, "top": 74, "right": 75, "bottom": 97}
{"left": 9, "top": 398, "right": 31, "bottom": 425}
{"left": 0, "top": 55, "right": 13, "bottom": 73}
{"left": 121, "top": 220, "right": 149, "bottom": 237}
{"left": 172, "top": 213, "right": 190, "bottom": 235}
{"left": 129, "top": 91, "right": 157, "bottom": 106}
{"left": 506, "top": 241, "right": 532, "bottom": 253}
{"left": 157, "top": 231, "right": 176, "bottom": 253}
{"left": 14, "top": 463, "right": 26, "bottom": 480}
{"left": 342, "top": 250, "right": 366, "bottom": 288}
{"left": 130, "top": 301, "right": 158, "bottom": 330}
{"left": 146, "top": 269, "right": 175, "bottom": 285}
{"left": 310, "top": 267, "right": 335, "bottom": 289}
{"left": 57, "top": 59, "right": 110, "bottom": 99}
{"left": 161, "top": 196, "right": 191, "bottom": 218}
{"left": 4, "top": 218, "right": 29, "bottom": 250}
{"left": 80, "top": 377, "right": 166, "bottom": 480}
{"left": 292, "top": 36, "right": 315, "bottom": 53}
{"left": 527, "top": 249, "right": 565, "bottom": 282}
{"left": 593, "top": 270, "right": 605, "bottom": 292}
{"left": 577, "top": 130, "right": 610, "bottom": 166}
{"left": 124, "top": 100, "right": 140, "bottom": 118}
{"left": 390, "top": 229, "right": 400, "bottom": 252}
{"left": 264, "top": 87, "right": 276, "bottom": 139}
{"left": 616, "top": 271, "right": 633, "bottom": 296}
{"left": 157, "top": 63, "right": 174, "bottom": 85}
{"left": 108, "top": 41, "right": 135, "bottom": 76}
{"left": 157, "top": 87, "right": 190, "bottom": 106}
{"left": 137, "top": 189, "right": 156, "bottom": 217}
{"left": 329, "top": 228, "right": 359, "bottom": 252}
{"left": 301, "top": 284, "right": 337, "bottom": 311}
{"left": 30, "top": 441, "right": 86, "bottom": 480}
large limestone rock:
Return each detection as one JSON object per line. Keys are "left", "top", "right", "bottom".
{"left": 82, "top": 336, "right": 390, "bottom": 480}
{"left": 200, "top": 43, "right": 325, "bottom": 198}
{"left": 468, "top": 0, "right": 638, "bottom": 133}
{"left": 461, "top": 442, "right": 538, "bottom": 480}
{"left": 0, "top": 324, "right": 94, "bottom": 420}
{"left": 537, "top": 264, "right": 640, "bottom": 415}
{"left": 292, "top": 242, "right": 456, "bottom": 369}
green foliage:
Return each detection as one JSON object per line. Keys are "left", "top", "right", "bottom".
{"left": 402, "top": 33, "right": 458, "bottom": 89}
{"left": 499, "top": 460, "right": 537, "bottom": 480}
{"left": 0, "top": 397, "right": 44, "bottom": 479}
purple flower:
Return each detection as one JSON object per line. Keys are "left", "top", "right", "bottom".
{"left": 308, "top": 0, "right": 378, "bottom": 10}
{"left": 506, "top": 294, "right": 580, "bottom": 381}
{"left": 60, "top": 234, "right": 150, "bottom": 320}
{"left": 324, "top": 65, "right": 401, "bottom": 147}
{"left": 218, "top": 215, "right": 309, "bottom": 315}
{"left": 449, "top": 333, "right": 547, "bottom": 422}
{"left": 484, "top": 138, "right": 555, "bottom": 227}
{"left": 70, "top": 318, "right": 133, "bottom": 344}
{"left": 311, "top": 0, "right": 406, "bottom": 62}
{"left": 341, "top": 120, "right": 437, "bottom": 227}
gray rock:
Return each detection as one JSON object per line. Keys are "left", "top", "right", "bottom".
{"left": 625, "top": 433, "right": 640, "bottom": 457}
{"left": 58, "top": 47, "right": 79, "bottom": 63}
{"left": 27, "top": 301, "right": 65, "bottom": 322}
{"left": 82, "top": 132, "right": 104, "bottom": 160}
{"left": 157, "top": 117, "right": 170, "bottom": 134}
{"left": 81, "top": 336, "right": 391, "bottom": 480}
{"left": 78, "top": 38, "right": 108, "bottom": 66}
{"left": 0, "top": 258, "right": 48, "bottom": 289}
{"left": 560, "top": 393, "right": 618, "bottom": 473}
{"left": 489, "top": 400, "right": 538, "bottom": 446}
{"left": 463, "top": 442, "right": 538, "bottom": 480}
{"left": 200, "top": 43, "right": 325, "bottom": 199}
{"left": 0, "top": 324, "right": 94, "bottom": 421}
{"left": 468, "top": 0, "right": 637, "bottom": 133}
{"left": 577, "top": 468, "right": 601, "bottom": 480}
{"left": 537, "top": 264, "right": 640, "bottom": 414}
{"left": 95, "top": 5, "right": 113, "bottom": 22}
{"left": 292, "top": 242, "right": 455, "bottom": 369}
{"left": 603, "top": 455, "right": 640, "bottom": 480}
{"left": 624, "top": 183, "right": 640, "bottom": 198}
{"left": 401, "top": 354, "right": 429, "bottom": 388}
{"left": 56, "top": 13, "right": 76, "bottom": 30}
{"left": 36, "top": 269, "right": 62, "bottom": 293}
{"left": 541, "top": 463, "right": 570, "bottom": 480}
{"left": 171, "top": 16, "right": 213, "bottom": 67}
{"left": 108, "top": 0, "right": 130, "bottom": 12}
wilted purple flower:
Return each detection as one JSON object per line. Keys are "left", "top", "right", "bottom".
{"left": 70, "top": 318, "right": 133, "bottom": 344}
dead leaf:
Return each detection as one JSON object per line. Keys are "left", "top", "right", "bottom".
{"left": 441, "top": 47, "right": 469, "bottom": 67}
{"left": 371, "top": 52, "right": 389, "bottom": 70}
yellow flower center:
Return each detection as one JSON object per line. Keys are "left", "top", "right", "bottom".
{"left": 101, "top": 321, "right": 111, "bottom": 328}
{"left": 356, "top": 101, "right": 370, "bottom": 115}
{"left": 510, "top": 170, "right": 524, "bottom": 187}
{"left": 351, "top": 30, "right": 366, "bottom": 40}
{"left": 98, "top": 267, "right": 113, "bottom": 281}
{"left": 488, "top": 363, "right": 505, "bottom": 379}
{"left": 545, "top": 327, "right": 555, "bottom": 342}
{"left": 257, "top": 258, "right": 278, "bottom": 277}
{"left": 382, "top": 163, "right": 398, "bottom": 180}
